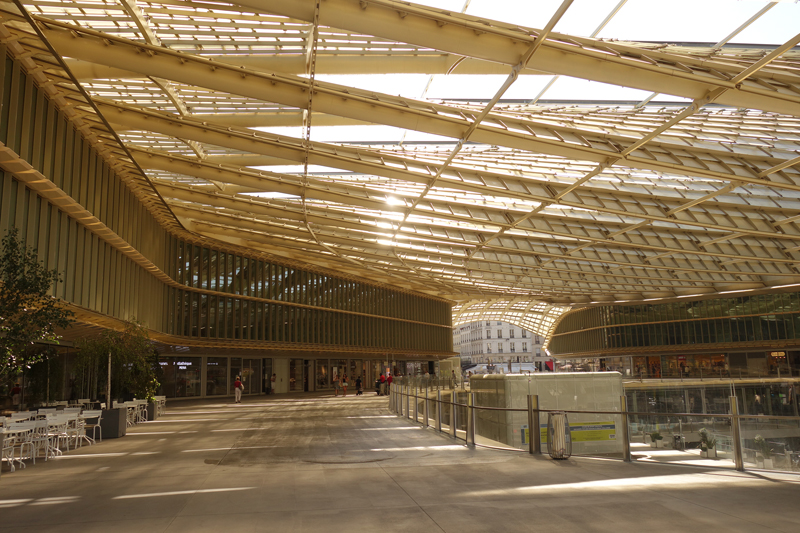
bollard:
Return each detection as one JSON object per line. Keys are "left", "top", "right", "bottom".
{"left": 450, "top": 391, "right": 457, "bottom": 438}
{"left": 730, "top": 396, "right": 744, "bottom": 471}
{"left": 436, "top": 390, "right": 442, "bottom": 433}
{"left": 414, "top": 387, "right": 419, "bottom": 422}
{"left": 467, "top": 393, "right": 475, "bottom": 446}
{"left": 424, "top": 387, "right": 429, "bottom": 428}
{"left": 620, "top": 395, "right": 631, "bottom": 462}
{"left": 528, "top": 395, "right": 541, "bottom": 455}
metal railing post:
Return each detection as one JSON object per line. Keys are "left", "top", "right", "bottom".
{"left": 467, "top": 393, "right": 475, "bottom": 446}
{"left": 406, "top": 385, "right": 411, "bottom": 419}
{"left": 450, "top": 391, "right": 457, "bottom": 438}
{"left": 413, "top": 386, "right": 418, "bottom": 422}
{"left": 436, "top": 390, "right": 442, "bottom": 433}
{"left": 731, "top": 395, "right": 744, "bottom": 472}
{"left": 528, "top": 395, "right": 541, "bottom": 454}
{"left": 424, "top": 387, "right": 429, "bottom": 428}
{"left": 621, "top": 395, "right": 631, "bottom": 462}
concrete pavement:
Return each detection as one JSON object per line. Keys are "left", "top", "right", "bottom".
{"left": 1, "top": 393, "right": 799, "bottom": 532}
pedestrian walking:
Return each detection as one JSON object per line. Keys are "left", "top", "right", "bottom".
{"left": 271, "top": 373, "right": 276, "bottom": 394}
{"left": 234, "top": 376, "right": 243, "bottom": 403}
{"left": 333, "top": 373, "right": 341, "bottom": 396}
{"left": 355, "top": 376, "right": 362, "bottom": 395}
{"left": 342, "top": 374, "right": 348, "bottom": 396}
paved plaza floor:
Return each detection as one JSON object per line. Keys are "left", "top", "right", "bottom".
{"left": 1, "top": 393, "right": 800, "bottom": 532}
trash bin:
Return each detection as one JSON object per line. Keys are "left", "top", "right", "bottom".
{"left": 673, "top": 434, "right": 684, "bottom": 451}
{"left": 547, "top": 411, "right": 571, "bottom": 459}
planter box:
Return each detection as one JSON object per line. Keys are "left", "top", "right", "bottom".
{"left": 700, "top": 449, "right": 708, "bottom": 458}
{"left": 100, "top": 408, "right": 127, "bottom": 439}
{"left": 146, "top": 402, "right": 158, "bottom": 421}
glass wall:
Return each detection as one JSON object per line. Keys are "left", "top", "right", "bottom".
{"left": 316, "top": 360, "right": 329, "bottom": 389}
{"left": 206, "top": 357, "right": 228, "bottom": 396}
{"left": 550, "top": 292, "right": 800, "bottom": 356}
{"left": 289, "top": 359, "right": 303, "bottom": 392}
{"left": 331, "top": 359, "right": 347, "bottom": 384}
{"left": 160, "top": 358, "right": 202, "bottom": 398}
{"left": 241, "top": 358, "right": 261, "bottom": 395}
{"left": 263, "top": 358, "right": 273, "bottom": 394}
{"left": 171, "top": 240, "right": 454, "bottom": 352}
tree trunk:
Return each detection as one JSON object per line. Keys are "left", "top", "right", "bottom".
{"left": 107, "top": 351, "right": 112, "bottom": 408}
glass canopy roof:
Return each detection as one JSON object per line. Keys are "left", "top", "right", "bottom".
{"left": 1, "top": 0, "right": 799, "bottom": 336}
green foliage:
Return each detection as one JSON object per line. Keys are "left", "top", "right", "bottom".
{"left": 75, "top": 320, "right": 161, "bottom": 402}
{"left": 699, "top": 428, "right": 716, "bottom": 450}
{"left": 650, "top": 431, "right": 663, "bottom": 441}
{"left": 24, "top": 347, "right": 64, "bottom": 404}
{"left": 754, "top": 434, "right": 771, "bottom": 459}
{"left": 0, "top": 227, "right": 73, "bottom": 380}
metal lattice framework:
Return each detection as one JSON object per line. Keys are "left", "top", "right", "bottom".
{"left": 2, "top": 0, "right": 800, "bottom": 337}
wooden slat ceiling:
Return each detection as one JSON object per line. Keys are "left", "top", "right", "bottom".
{"left": 2, "top": 0, "right": 800, "bottom": 336}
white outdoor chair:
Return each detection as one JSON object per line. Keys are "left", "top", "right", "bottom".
{"left": 37, "top": 408, "right": 56, "bottom": 419}
{"left": 29, "top": 420, "right": 56, "bottom": 463}
{"left": 2, "top": 430, "right": 20, "bottom": 474}
{"left": 82, "top": 411, "right": 102, "bottom": 443}
{"left": 6, "top": 422, "right": 34, "bottom": 471}
{"left": 63, "top": 414, "right": 86, "bottom": 448}
{"left": 45, "top": 416, "right": 69, "bottom": 456}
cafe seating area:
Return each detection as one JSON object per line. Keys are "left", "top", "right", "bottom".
{"left": 0, "top": 407, "right": 103, "bottom": 477}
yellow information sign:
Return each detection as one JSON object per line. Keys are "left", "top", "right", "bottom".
{"left": 540, "top": 421, "right": 616, "bottom": 442}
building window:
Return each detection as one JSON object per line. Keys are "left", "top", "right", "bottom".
{"left": 523, "top": 342, "right": 528, "bottom": 352}
{"left": 522, "top": 330, "right": 527, "bottom": 338}
{"left": 497, "top": 329, "right": 502, "bottom": 338}
{"left": 486, "top": 330, "right": 491, "bottom": 339}
{"left": 497, "top": 321, "right": 502, "bottom": 325}
{"left": 511, "top": 343, "right": 516, "bottom": 353}
{"left": 498, "top": 343, "right": 503, "bottom": 353}
{"left": 510, "top": 329, "right": 515, "bottom": 338}
{"left": 536, "top": 349, "right": 541, "bottom": 357}
{"left": 487, "top": 346, "right": 492, "bottom": 353}
{"left": 535, "top": 335, "right": 541, "bottom": 344}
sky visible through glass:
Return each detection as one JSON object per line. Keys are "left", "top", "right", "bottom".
{"left": 253, "top": 0, "right": 800, "bottom": 154}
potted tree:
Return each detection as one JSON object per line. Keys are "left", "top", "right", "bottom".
{"left": 650, "top": 431, "right": 663, "bottom": 448}
{"left": 698, "top": 428, "right": 716, "bottom": 458}
{"left": 754, "top": 435, "right": 773, "bottom": 469}
{"left": 75, "top": 321, "right": 159, "bottom": 437}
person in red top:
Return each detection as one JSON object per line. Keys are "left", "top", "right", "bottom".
{"left": 11, "top": 383, "right": 21, "bottom": 407}
{"left": 386, "top": 373, "right": 393, "bottom": 395}
{"left": 379, "top": 373, "right": 386, "bottom": 396}
{"left": 234, "top": 376, "right": 243, "bottom": 403}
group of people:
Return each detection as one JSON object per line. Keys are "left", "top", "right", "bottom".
{"left": 375, "top": 373, "right": 393, "bottom": 395}
{"left": 333, "top": 374, "right": 364, "bottom": 396}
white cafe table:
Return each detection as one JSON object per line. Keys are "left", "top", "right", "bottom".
{"left": 1, "top": 426, "right": 33, "bottom": 472}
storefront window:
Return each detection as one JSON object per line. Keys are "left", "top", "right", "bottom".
{"left": 331, "top": 359, "right": 346, "bottom": 383}
{"left": 289, "top": 359, "right": 303, "bottom": 391}
{"left": 316, "top": 360, "right": 329, "bottom": 389}
{"left": 206, "top": 357, "right": 228, "bottom": 396}
{"left": 231, "top": 357, "right": 242, "bottom": 393}
{"left": 241, "top": 358, "right": 261, "bottom": 395}
{"left": 161, "top": 357, "right": 202, "bottom": 398}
